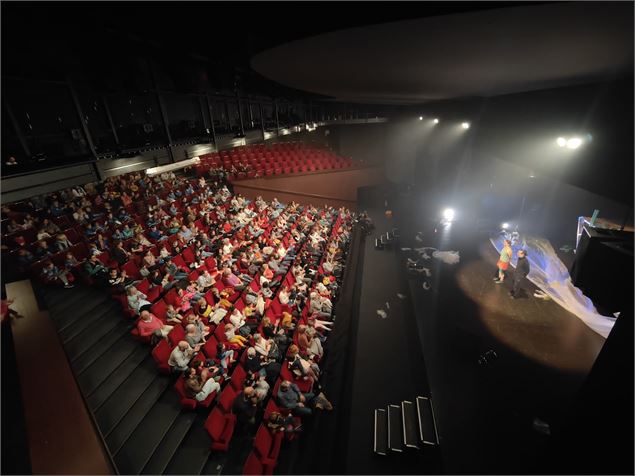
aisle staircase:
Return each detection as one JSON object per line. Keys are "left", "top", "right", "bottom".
{"left": 374, "top": 396, "right": 439, "bottom": 456}
{"left": 37, "top": 284, "right": 228, "bottom": 475}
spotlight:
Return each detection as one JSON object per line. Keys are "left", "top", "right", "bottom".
{"left": 419, "top": 116, "right": 423, "bottom": 121}
{"left": 501, "top": 222, "right": 509, "bottom": 230}
{"left": 461, "top": 122, "right": 470, "bottom": 130}
{"left": 556, "top": 137, "right": 567, "bottom": 147}
{"left": 433, "top": 118, "right": 439, "bottom": 124}
{"left": 566, "top": 137, "right": 582, "bottom": 149}
{"left": 442, "top": 208, "right": 455, "bottom": 222}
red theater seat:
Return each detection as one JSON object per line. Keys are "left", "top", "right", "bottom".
{"left": 243, "top": 450, "right": 268, "bottom": 475}
{"left": 253, "top": 424, "right": 283, "bottom": 473}
{"left": 174, "top": 375, "right": 217, "bottom": 410}
{"left": 218, "top": 385, "right": 238, "bottom": 413}
{"left": 151, "top": 339, "right": 172, "bottom": 374}
{"left": 168, "top": 324, "right": 186, "bottom": 347}
{"left": 229, "top": 364, "right": 247, "bottom": 391}
{"left": 280, "top": 363, "right": 313, "bottom": 393}
{"left": 205, "top": 407, "right": 236, "bottom": 452}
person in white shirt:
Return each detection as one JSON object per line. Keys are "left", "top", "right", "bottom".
{"left": 278, "top": 286, "right": 291, "bottom": 306}
{"left": 221, "top": 239, "right": 233, "bottom": 256}
{"left": 197, "top": 270, "right": 215, "bottom": 290}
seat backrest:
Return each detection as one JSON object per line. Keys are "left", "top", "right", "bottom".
{"left": 253, "top": 424, "right": 273, "bottom": 459}
{"left": 151, "top": 339, "right": 172, "bottom": 364}
{"left": 174, "top": 375, "right": 188, "bottom": 398}
{"left": 263, "top": 399, "right": 279, "bottom": 420}
{"left": 164, "top": 288, "right": 179, "bottom": 306}
{"left": 137, "top": 279, "right": 151, "bottom": 294}
{"left": 172, "top": 255, "right": 188, "bottom": 270}
{"left": 243, "top": 451, "right": 264, "bottom": 476}
{"left": 168, "top": 324, "right": 185, "bottom": 347}
{"left": 218, "top": 385, "right": 238, "bottom": 413}
{"left": 182, "top": 247, "right": 195, "bottom": 263}
{"left": 151, "top": 299, "right": 168, "bottom": 321}
{"left": 230, "top": 364, "right": 246, "bottom": 389}
{"left": 205, "top": 407, "right": 226, "bottom": 440}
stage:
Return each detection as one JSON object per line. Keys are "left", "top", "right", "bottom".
{"left": 340, "top": 184, "right": 609, "bottom": 474}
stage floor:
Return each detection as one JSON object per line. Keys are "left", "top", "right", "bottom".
{"left": 349, "top": 184, "right": 606, "bottom": 474}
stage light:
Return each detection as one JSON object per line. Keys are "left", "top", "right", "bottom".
{"left": 566, "top": 137, "right": 582, "bottom": 149}
{"left": 556, "top": 137, "right": 567, "bottom": 147}
{"left": 442, "top": 208, "right": 455, "bottom": 222}
{"left": 501, "top": 222, "right": 509, "bottom": 230}
{"left": 461, "top": 122, "right": 470, "bottom": 130}
{"left": 419, "top": 116, "right": 423, "bottom": 121}
{"left": 433, "top": 118, "right": 439, "bottom": 124}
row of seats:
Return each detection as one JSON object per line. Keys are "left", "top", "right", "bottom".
{"left": 3, "top": 155, "right": 350, "bottom": 474}
{"left": 194, "top": 142, "right": 355, "bottom": 181}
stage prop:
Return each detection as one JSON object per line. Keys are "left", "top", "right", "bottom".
{"left": 491, "top": 235, "right": 616, "bottom": 338}
{"left": 570, "top": 221, "right": 633, "bottom": 317}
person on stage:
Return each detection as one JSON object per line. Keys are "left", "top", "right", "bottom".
{"left": 494, "top": 239, "right": 513, "bottom": 283}
{"left": 509, "top": 249, "right": 530, "bottom": 299}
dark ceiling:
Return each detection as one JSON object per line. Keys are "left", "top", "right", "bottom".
{"left": 2, "top": 1, "right": 550, "bottom": 99}
{"left": 251, "top": 2, "right": 634, "bottom": 104}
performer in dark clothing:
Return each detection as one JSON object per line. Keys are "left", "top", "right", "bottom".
{"left": 510, "top": 249, "right": 530, "bottom": 299}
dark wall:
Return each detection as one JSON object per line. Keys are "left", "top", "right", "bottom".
{"left": 326, "top": 121, "right": 418, "bottom": 183}
{"left": 322, "top": 79, "right": 633, "bottom": 243}
{"left": 326, "top": 78, "right": 633, "bottom": 208}
{"left": 415, "top": 77, "right": 634, "bottom": 206}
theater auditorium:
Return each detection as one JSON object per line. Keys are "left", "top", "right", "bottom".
{"left": 1, "top": 3, "right": 633, "bottom": 475}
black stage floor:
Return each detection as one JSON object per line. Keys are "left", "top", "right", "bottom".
{"left": 346, "top": 184, "right": 607, "bottom": 474}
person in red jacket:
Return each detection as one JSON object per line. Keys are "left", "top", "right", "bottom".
{"left": 137, "top": 310, "right": 173, "bottom": 340}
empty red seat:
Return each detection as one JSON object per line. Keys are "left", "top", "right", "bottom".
{"left": 151, "top": 299, "right": 168, "bottom": 322}
{"left": 205, "top": 407, "right": 236, "bottom": 451}
{"left": 253, "top": 424, "right": 283, "bottom": 473}
{"left": 122, "top": 260, "right": 141, "bottom": 280}
{"left": 229, "top": 364, "right": 247, "bottom": 391}
{"left": 218, "top": 385, "right": 238, "bottom": 413}
{"left": 243, "top": 450, "right": 267, "bottom": 475}
{"left": 202, "top": 336, "right": 219, "bottom": 359}
{"left": 168, "top": 324, "right": 186, "bottom": 347}
{"left": 163, "top": 288, "right": 179, "bottom": 307}
{"left": 182, "top": 247, "right": 196, "bottom": 264}
{"left": 151, "top": 339, "right": 172, "bottom": 374}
